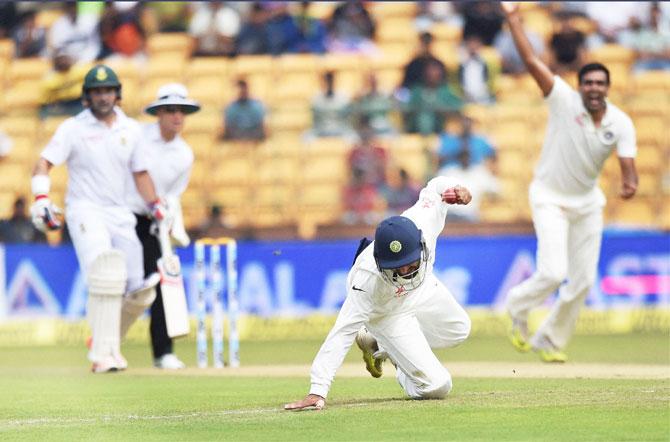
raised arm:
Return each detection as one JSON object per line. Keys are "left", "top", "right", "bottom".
{"left": 501, "top": 2, "right": 554, "bottom": 96}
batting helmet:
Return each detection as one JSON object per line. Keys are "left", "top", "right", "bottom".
{"left": 373, "top": 216, "right": 428, "bottom": 291}
{"left": 82, "top": 65, "right": 121, "bottom": 98}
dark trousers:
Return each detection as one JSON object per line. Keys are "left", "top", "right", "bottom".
{"left": 135, "top": 214, "right": 172, "bottom": 358}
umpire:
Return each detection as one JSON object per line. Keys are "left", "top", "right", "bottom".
{"left": 127, "top": 83, "right": 200, "bottom": 369}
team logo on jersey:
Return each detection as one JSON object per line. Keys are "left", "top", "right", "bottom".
{"left": 95, "top": 67, "right": 108, "bottom": 81}
{"left": 598, "top": 129, "right": 617, "bottom": 146}
{"left": 390, "top": 240, "right": 402, "bottom": 253}
{"left": 120, "top": 136, "right": 126, "bottom": 146}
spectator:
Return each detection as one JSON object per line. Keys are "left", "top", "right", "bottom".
{"left": 222, "top": 78, "right": 266, "bottom": 141}
{"left": 457, "top": 35, "right": 495, "bottom": 104}
{"left": 146, "top": 2, "right": 191, "bottom": 33}
{"left": 436, "top": 116, "right": 496, "bottom": 171}
{"left": 98, "top": 2, "right": 147, "bottom": 62}
{"left": 351, "top": 73, "right": 395, "bottom": 136}
{"left": 264, "top": 2, "right": 302, "bottom": 56}
{"left": 403, "top": 61, "right": 463, "bottom": 135}
{"left": 414, "top": 1, "right": 456, "bottom": 32}
{"left": 341, "top": 167, "right": 383, "bottom": 226}
{"left": 459, "top": 1, "right": 504, "bottom": 46}
{"left": 618, "top": 3, "right": 670, "bottom": 72}
{"left": 494, "top": 20, "right": 546, "bottom": 75}
{"left": 381, "top": 168, "right": 421, "bottom": 217}
{"left": 0, "top": 2, "right": 17, "bottom": 39}
{"left": 235, "top": 2, "right": 271, "bottom": 55}
{"left": 438, "top": 149, "right": 499, "bottom": 223}
{"left": 400, "top": 32, "right": 448, "bottom": 91}
{"left": 327, "top": 0, "right": 376, "bottom": 54}
{"left": 347, "top": 117, "right": 389, "bottom": 189}
{"left": 189, "top": 1, "right": 240, "bottom": 57}
{"left": 48, "top": 1, "right": 101, "bottom": 63}
{"left": 0, "top": 197, "right": 46, "bottom": 244}
{"left": 290, "top": 1, "right": 327, "bottom": 54}
{"left": 39, "top": 49, "right": 87, "bottom": 119}
{"left": 12, "top": 10, "right": 47, "bottom": 58}
{"left": 549, "top": 17, "right": 586, "bottom": 74}
{"left": 585, "top": 1, "right": 647, "bottom": 44}
{"left": 308, "top": 70, "right": 353, "bottom": 139}
{"left": 0, "top": 130, "right": 12, "bottom": 160}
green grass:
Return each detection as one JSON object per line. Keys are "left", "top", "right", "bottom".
{"left": 0, "top": 334, "right": 668, "bottom": 441}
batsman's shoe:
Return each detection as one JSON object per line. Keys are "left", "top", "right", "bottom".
{"left": 154, "top": 353, "right": 186, "bottom": 370}
{"left": 531, "top": 334, "right": 567, "bottom": 363}
{"left": 509, "top": 318, "right": 531, "bottom": 353}
{"left": 355, "top": 327, "right": 383, "bottom": 378}
{"left": 91, "top": 355, "right": 123, "bottom": 373}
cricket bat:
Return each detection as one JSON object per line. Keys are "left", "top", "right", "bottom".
{"left": 157, "top": 221, "right": 190, "bottom": 338}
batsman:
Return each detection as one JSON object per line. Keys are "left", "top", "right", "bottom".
{"left": 30, "top": 65, "right": 168, "bottom": 373}
{"left": 286, "top": 177, "right": 472, "bottom": 410}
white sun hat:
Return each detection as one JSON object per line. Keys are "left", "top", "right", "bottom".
{"left": 144, "top": 83, "right": 201, "bottom": 115}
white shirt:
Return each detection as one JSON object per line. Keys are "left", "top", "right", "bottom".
{"left": 127, "top": 123, "right": 193, "bottom": 215}
{"left": 48, "top": 14, "right": 101, "bottom": 62}
{"left": 41, "top": 107, "right": 147, "bottom": 209}
{"left": 309, "top": 176, "right": 460, "bottom": 398}
{"left": 532, "top": 76, "right": 636, "bottom": 208}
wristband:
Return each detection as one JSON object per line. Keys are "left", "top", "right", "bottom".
{"left": 31, "top": 174, "right": 51, "bottom": 196}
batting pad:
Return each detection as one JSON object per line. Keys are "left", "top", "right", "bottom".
{"left": 87, "top": 249, "right": 127, "bottom": 363}
{"left": 120, "top": 273, "right": 159, "bottom": 339}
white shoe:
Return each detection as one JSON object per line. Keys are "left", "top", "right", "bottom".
{"left": 154, "top": 353, "right": 186, "bottom": 369}
{"left": 91, "top": 355, "right": 123, "bottom": 373}
{"left": 114, "top": 351, "right": 128, "bottom": 370}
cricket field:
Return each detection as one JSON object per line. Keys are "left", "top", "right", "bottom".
{"left": 1, "top": 333, "right": 668, "bottom": 441}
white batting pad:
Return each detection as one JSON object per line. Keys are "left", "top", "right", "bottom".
{"left": 120, "top": 273, "right": 159, "bottom": 339}
{"left": 87, "top": 249, "right": 127, "bottom": 363}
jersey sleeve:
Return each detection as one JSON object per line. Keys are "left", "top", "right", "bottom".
{"left": 616, "top": 114, "right": 637, "bottom": 158}
{"left": 309, "top": 287, "right": 373, "bottom": 398}
{"left": 401, "top": 175, "right": 460, "bottom": 242}
{"left": 545, "top": 75, "right": 574, "bottom": 116}
{"left": 40, "top": 120, "right": 73, "bottom": 166}
{"left": 129, "top": 130, "right": 150, "bottom": 173}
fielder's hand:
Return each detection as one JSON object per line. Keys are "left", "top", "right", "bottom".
{"left": 619, "top": 181, "right": 637, "bottom": 200}
{"left": 442, "top": 186, "right": 472, "bottom": 205}
{"left": 500, "top": 1, "right": 520, "bottom": 16}
{"left": 30, "top": 195, "right": 62, "bottom": 232}
{"left": 284, "top": 394, "right": 326, "bottom": 411}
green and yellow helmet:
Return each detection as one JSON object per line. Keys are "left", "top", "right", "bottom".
{"left": 82, "top": 64, "right": 121, "bottom": 97}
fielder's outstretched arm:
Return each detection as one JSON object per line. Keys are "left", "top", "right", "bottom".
{"left": 501, "top": 2, "right": 554, "bottom": 96}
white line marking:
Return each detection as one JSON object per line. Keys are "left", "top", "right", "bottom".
{"left": 0, "top": 402, "right": 376, "bottom": 430}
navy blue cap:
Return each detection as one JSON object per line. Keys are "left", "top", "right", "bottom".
{"left": 373, "top": 216, "right": 422, "bottom": 269}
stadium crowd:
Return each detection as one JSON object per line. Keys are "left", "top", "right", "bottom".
{"left": 0, "top": 1, "right": 668, "bottom": 242}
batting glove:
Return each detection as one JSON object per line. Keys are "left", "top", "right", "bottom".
{"left": 30, "top": 195, "right": 62, "bottom": 232}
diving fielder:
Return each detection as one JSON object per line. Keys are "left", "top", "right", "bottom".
{"left": 30, "top": 65, "right": 167, "bottom": 373}
{"left": 285, "top": 177, "right": 472, "bottom": 410}
{"left": 127, "top": 83, "right": 200, "bottom": 370}
{"left": 501, "top": 2, "right": 638, "bottom": 362}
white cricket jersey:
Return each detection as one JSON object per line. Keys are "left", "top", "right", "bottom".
{"left": 532, "top": 76, "right": 636, "bottom": 207}
{"left": 309, "top": 176, "right": 460, "bottom": 398}
{"left": 41, "top": 107, "right": 147, "bottom": 209}
{"left": 126, "top": 123, "right": 194, "bottom": 215}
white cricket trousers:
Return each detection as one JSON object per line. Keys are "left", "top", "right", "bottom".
{"left": 506, "top": 200, "right": 603, "bottom": 349}
{"left": 368, "top": 274, "right": 471, "bottom": 399}
{"left": 66, "top": 204, "right": 145, "bottom": 293}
